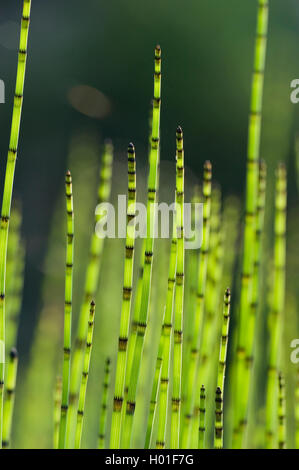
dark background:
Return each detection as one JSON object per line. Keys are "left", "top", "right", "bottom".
{"left": 1, "top": 0, "right": 299, "bottom": 447}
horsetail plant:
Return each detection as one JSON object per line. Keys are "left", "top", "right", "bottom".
{"left": 198, "top": 385, "right": 206, "bottom": 449}
{"left": 121, "top": 45, "right": 162, "bottom": 449}
{"left": 0, "top": 0, "right": 31, "bottom": 443}
{"left": 244, "top": 160, "right": 267, "bottom": 446}
{"left": 217, "top": 288, "right": 231, "bottom": 394}
{"left": 58, "top": 171, "right": 74, "bottom": 449}
{"left": 2, "top": 348, "right": 18, "bottom": 449}
{"left": 53, "top": 376, "right": 62, "bottom": 450}
{"left": 145, "top": 316, "right": 164, "bottom": 448}
{"left": 234, "top": 0, "right": 269, "bottom": 446}
{"left": 74, "top": 301, "right": 96, "bottom": 449}
{"left": 214, "top": 387, "right": 223, "bottom": 449}
{"left": 278, "top": 372, "right": 286, "bottom": 449}
{"left": 110, "top": 143, "right": 137, "bottom": 448}
{"left": 67, "top": 140, "right": 113, "bottom": 447}
{"left": 182, "top": 160, "right": 212, "bottom": 448}
{"left": 98, "top": 358, "right": 111, "bottom": 449}
{"left": 155, "top": 235, "right": 177, "bottom": 449}
{"left": 171, "top": 126, "right": 185, "bottom": 448}
{"left": 266, "top": 163, "right": 287, "bottom": 449}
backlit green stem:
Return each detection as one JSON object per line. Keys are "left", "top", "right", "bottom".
{"left": 0, "top": 0, "right": 31, "bottom": 444}
{"left": 181, "top": 161, "right": 212, "bottom": 448}
{"left": 74, "top": 301, "right": 96, "bottom": 449}
{"left": 58, "top": 171, "right": 74, "bottom": 449}
{"left": 110, "top": 143, "right": 137, "bottom": 448}
{"left": 171, "top": 126, "right": 185, "bottom": 448}
{"left": 278, "top": 372, "right": 286, "bottom": 449}
{"left": 198, "top": 385, "right": 206, "bottom": 449}
{"left": 122, "top": 45, "right": 161, "bottom": 449}
{"left": 53, "top": 376, "right": 62, "bottom": 450}
{"left": 67, "top": 140, "right": 113, "bottom": 447}
{"left": 234, "top": 0, "right": 269, "bottom": 447}
{"left": 98, "top": 358, "right": 111, "bottom": 449}
{"left": 217, "top": 288, "right": 231, "bottom": 394}
{"left": 266, "top": 163, "right": 287, "bottom": 449}
{"left": 214, "top": 387, "right": 223, "bottom": 449}
{"left": 2, "top": 348, "right": 18, "bottom": 449}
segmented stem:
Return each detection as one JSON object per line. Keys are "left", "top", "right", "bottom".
{"left": 171, "top": 126, "right": 185, "bottom": 448}
{"left": 182, "top": 161, "right": 212, "bottom": 448}
{"left": 214, "top": 387, "right": 223, "bottom": 449}
{"left": 110, "top": 143, "right": 137, "bottom": 448}
{"left": 266, "top": 163, "right": 287, "bottom": 449}
{"left": 198, "top": 385, "right": 206, "bottom": 449}
{"left": 67, "top": 140, "right": 113, "bottom": 447}
{"left": 53, "top": 376, "right": 62, "bottom": 450}
{"left": 156, "top": 236, "right": 177, "bottom": 449}
{"left": 145, "top": 317, "right": 164, "bottom": 448}
{"left": 244, "top": 161, "right": 267, "bottom": 447}
{"left": 98, "top": 358, "right": 111, "bottom": 449}
{"left": 0, "top": 0, "right": 31, "bottom": 444}
{"left": 122, "top": 45, "right": 161, "bottom": 449}
{"left": 278, "top": 372, "right": 286, "bottom": 449}
{"left": 74, "top": 301, "right": 96, "bottom": 449}
{"left": 58, "top": 171, "right": 74, "bottom": 449}
{"left": 2, "top": 348, "right": 18, "bottom": 449}
{"left": 234, "top": 0, "right": 269, "bottom": 446}
{"left": 217, "top": 288, "right": 231, "bottom": 393}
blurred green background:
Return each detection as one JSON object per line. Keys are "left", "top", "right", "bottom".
{"left": 1, "top": 0, "right": 299, "bottom": 448}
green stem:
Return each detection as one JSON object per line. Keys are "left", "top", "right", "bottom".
{"left": 98, "top": 358, "right": 111, "bottom": 449}
{"left": 58, "top": 171, "right": 74, "bottom": 449}
{"left": 74, "top": 301, "right": 96, "bottom": 449}
{"left": 198, "top": 385, "right": 206, "bottom": 449}
{"left": 66, "top": 140, "right": 113, "bottom": 447}
{"left": 171, "top": 126, "right": 185, "bottom": 448}
{"left": 234, "top": 0, "right": 269, "bottom": 446}
{"left": 181, "top": 161, "right": 212, "bottom": 448}
{"left": 110, "top": 143, "right": 137, "bottom": 448}
{"left": 278, "top": 372, "right": 286, "bottom": 449}
{"left": 2, "top": 348, "right": 18, "bottom": 448}
{"left": 266, "top": 163, "right": 287, "bottom": 449}
{"left": 0, "top": 0, "right": 32, "bottom": 444}
{"left": 122, "top": 45, "right": 161, "bottom": 449}
{"left": 214, "top": 387, "right": 223, "bottom": 449}
{"left": 53, "top": 376, "right": 62, "bottom": 450}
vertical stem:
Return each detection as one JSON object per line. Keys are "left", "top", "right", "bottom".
{"left": 156, "top": 236, "right": 177, "bottom": 449}
{"left": 244, "top": 161, "right": 267, "bottom": 447}
{"left": 278, "top": 372, "right": 286, "bottom": 449}
{"left": 171, "top": 126, "right": 185, "bottom": 448}
{"left": 122, "top": 45, "right": 161, "bottom": 449}
{"left": 67, "top": 140, "right": 113, "bottom": 447}
{"left": 53, "top": 376, "right": 62, "bottom": 449}
{"left": 58, "top": 171, "right": 74, "bottom": 448}
{"left": 98, "top": 358, "right": 111, "bottom": 449}
{"left": 181, "top": 161, "right": 212, "bottom": 448}
{"left": 214, "top": 387, "right": 223, "bottom": 449}
{"left": 217, "top": 288, "right": 231, "bottom": 394}
{"left": 0, "top": 0, "right": 32, "bottom": 444}
{"left": 198, "top": 385, "right": 206, "bottom": 449}
{"left": 74, "top": 301, "right": 96, "bottom": 449}
{"left": 2, "top": 348, "right": 18, "bottom": 448}
{"left": 266, "top": 163, "right": 287, "bottom": 448}
{"left": 234, "top": 0, "right": 269, "bottom": 446}
{"left": 145, "top": 323, "right": 163, "bottom": 449}
{"left": 110, "top": 143, "right": 137, "bottom": 448}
